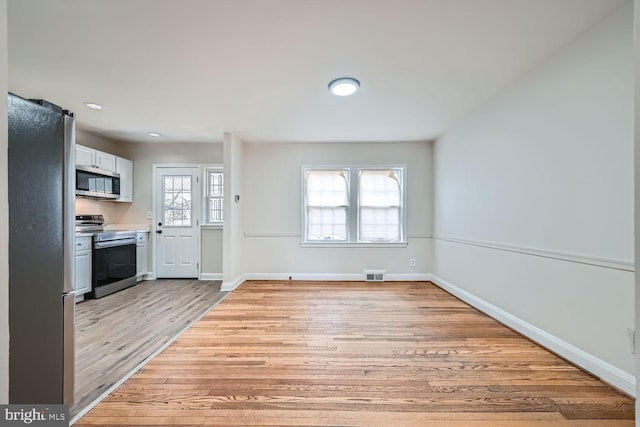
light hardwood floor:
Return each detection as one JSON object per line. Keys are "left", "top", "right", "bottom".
{"left": 74, "top": 281, "right": 634, "bottom": 426}
{"left": 72, "top": 279, "right": 228, "bottom": 418}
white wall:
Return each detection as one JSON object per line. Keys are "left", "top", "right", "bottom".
{"left": 76, "top": 129, "right": 121, "bottom": 155}
{"left": 116, "top": 141, "right": 223, "bottom": 225}
{"left": 72, "top": 137, "right": 224, "bottom": 275}
{"left": 110, "top": 141, "right": 224, "bottom": 276}
{"left": 241, "top": 140, "right": 433, "bottom": 279}
{"left": 0, "top": 0, "right": 8, "bottom": 404}
{"left": 634, "top": 0, "right": 640, "bottom": 414}
{"left": 433, "top": 4, "right": 634, "bottom": 394}
{"left": 202, "top": 228, "right": 223, "bottom": 274}
{"left": 222, "top": 133, "right": 245, "bottom": 289}
{"left": 75, "top": 197, "right": 126, "bottom": 225}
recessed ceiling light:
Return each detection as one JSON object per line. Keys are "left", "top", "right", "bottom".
{"left": 147, "top": 132, "right": 161, "bottom": 137}
{"left": 328, "top": 77, "right": 360, "bottom": 96}
{"left": 83, "top": 102, "right": 103, "bottom": 110}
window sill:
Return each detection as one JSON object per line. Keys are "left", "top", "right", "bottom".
{"left": 299, "top": 242, "right": 407, "bottom": 248}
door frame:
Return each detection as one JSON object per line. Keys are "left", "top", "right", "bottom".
{"left": 151, "top": 164, "right": 203, "bottom": 280}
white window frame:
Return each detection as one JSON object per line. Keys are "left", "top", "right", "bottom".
{"left": 357, "top": 167, "right": 405, "bottom": 243}
{"left": 301, "top": 164, "right": 407, "bottom": 247}
{"left": 203, "top": 166, "right": 224, "bottom": 228}
{"left": 302, "top": 167, "right": 351, "bottom": 242}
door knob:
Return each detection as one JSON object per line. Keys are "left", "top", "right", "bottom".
{"left": 156, "top": 230, "right": 162, "bottom": 234}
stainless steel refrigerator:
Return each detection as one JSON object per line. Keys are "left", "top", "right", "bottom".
{"left": 8, "top": 93, "right": 75, "bottom": 405}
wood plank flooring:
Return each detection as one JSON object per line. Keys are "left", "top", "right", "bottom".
{"left": 74, "top": 281, "right": 635, "bottom": 426}
{"left": 73, "top": 279, "right": 228, "bottom": 418}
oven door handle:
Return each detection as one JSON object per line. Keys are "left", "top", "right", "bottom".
{"left": 94, "top": 238, "right": 137, "bottom": 249}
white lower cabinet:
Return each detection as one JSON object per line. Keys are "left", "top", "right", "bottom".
{"left": 74, "top": 236, "right": 92, "bottom": 302}
{"left": 136, "top": 232, "right": 149, "bottom": 281}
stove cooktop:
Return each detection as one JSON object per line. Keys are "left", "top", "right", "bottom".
{"left": 75, "top": 214, "right": 104, "bottom": 233}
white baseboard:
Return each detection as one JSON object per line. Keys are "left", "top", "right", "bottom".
{"left": 143, "top": 273, "right": 222, "bottom": 281}
{"left": 430, "top": 274, "right": 636, "bottom": 397}
{"left": 386, "top": 273, "right": 432, "bottom": 281}
{"left": 221, "top": 275, "right": 245, "bottom": 291}
{"left": 200, "top": 273, "right": 223, "bottom": 281}
{"left": 242, "top": 272, "right": 432, "bottom": 282}
{"left": 244, "top": 273, "right": 361, "bottom": 281}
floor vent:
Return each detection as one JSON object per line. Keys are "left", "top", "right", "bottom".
{"left": 364, "top": 270, "right": 385, "bottom": 282}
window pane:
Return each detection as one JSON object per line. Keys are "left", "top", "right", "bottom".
{"left": 358, "top": 169, "right": 403, "bottom": 242}
{"left": 359, "top": 207, "right": 400, "bottom": 241}
{"left": 163, "top": 175, "right": 192, "bottom": 227}
{"left": 206, "top": 170, "right": 224, "bottom": 224}
{"left": 306, "top": 170, "right": 349, "bottom": 207}
{"left": 359, "top": 169, "right": 401, "bottom": 206}
{"left": 305, "top": 169, "right": 349, "bottom": 241}
{"left": 307, "top": 207, "right": 347, "bottom": 240}
{"left": 208, "top": 198, "right": 224, "bottom": 223}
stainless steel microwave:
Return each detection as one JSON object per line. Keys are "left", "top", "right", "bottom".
{"left": 75, "top": 165, "right": 120, "bottom": 199}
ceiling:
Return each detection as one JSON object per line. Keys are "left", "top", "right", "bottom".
{"left": 7, "top": 0, "right": 629, "bottom": 144}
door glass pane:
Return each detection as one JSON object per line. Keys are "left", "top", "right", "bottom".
{"left": 163, "top": 175, "right": 192, "bottom": 227}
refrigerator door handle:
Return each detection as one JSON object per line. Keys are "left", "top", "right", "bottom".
{"left": 63, "top": 114, "right": 76, "bottom": 294}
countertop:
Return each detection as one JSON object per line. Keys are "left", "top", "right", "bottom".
{"left": 76, "top": 224, "right": 150, "bottom": 237}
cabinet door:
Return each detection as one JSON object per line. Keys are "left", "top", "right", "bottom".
{"left": 76, "top": 145, "right": 95, "bottom": 167}
{"left": 136, "top": 244, "right": 148, "bottom": 279}
{"left": 136, "top": 232, "right": 148, "bottom": 279}
{"left": 140, "top": 243, "right": 148, "bottom": 274}
{"left": 75, "top": 249, "right": 92, "bottom": 294}
{"left": 136, "top": 244, "right": 144, "bottom": 277}
{"left": 95, "top": 150, "right": 116, "bottom": 172}
{"left": 115, "top": 157, "right": 133, "bottom": 202}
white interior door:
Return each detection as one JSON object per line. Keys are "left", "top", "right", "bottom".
{"left": 154, "top": 166, "right": 200, "bottom": 278}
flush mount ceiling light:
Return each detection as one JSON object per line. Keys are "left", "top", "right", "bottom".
{"left": 328, "top": 77, "right": 360, "bottom": 96}
{"left": 147, "top": 132, "right": 161, "bottom": 137}
{"left": 83, "top": 102, "right": 103, "bottom": 110}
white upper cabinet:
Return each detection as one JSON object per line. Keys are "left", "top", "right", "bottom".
{"left": 75, "top": 144, "right": 116, "bottom": 172}
{"left": 95, "top": 151, "right": 116, "bottom": 172}
{"left": 115, "top": 156, "right": 133, "bottom": 203}
{"left": 75, "top": 145, "right": 95, "bottom": 167}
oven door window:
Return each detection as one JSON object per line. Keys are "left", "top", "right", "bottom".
{"left": 93, "top": 244, "right": 136, "bottom": 287}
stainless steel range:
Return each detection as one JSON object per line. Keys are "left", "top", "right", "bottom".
{"left": 76, "top": 215, "right": 137, "bottom": 298}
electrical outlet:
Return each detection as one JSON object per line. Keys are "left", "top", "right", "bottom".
{"left": 147, "top": 211, "right": 153, "bottom": 219}
{"left": 409, "top": 258, "right": 416, "bottom": 267}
